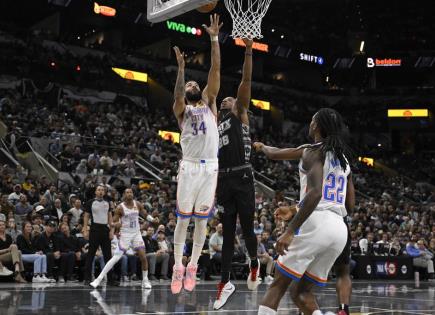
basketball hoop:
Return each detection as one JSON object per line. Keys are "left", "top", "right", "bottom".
{"left": 224, "top": 0, "right": 273, "bottom": 39}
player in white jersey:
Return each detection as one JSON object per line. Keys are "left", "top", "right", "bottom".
{"left": 171, "top": 14, "right": 222, "bottom": 294}
{"left": 254, "top": 108, "right": 355, "bottom": 315}
{"left": 90, "top": 188, "right": 152, "bottom": 289}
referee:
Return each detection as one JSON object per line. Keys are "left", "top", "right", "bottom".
{"left": 82, "top": 185, "right": 117, "bottom": 286}
{"left": 213, "top": 38, "right": 258, "bottom": 310}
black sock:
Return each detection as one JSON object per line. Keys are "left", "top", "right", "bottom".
{"left": 221, "top": 272, "right": 230, "bottom": 283}
{"left": 339, "top": 304, "right": 350, "bottom": 315}
{"left": 250, "top": 258, "right": 258, "bottom": 269}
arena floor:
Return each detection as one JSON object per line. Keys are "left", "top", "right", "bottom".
{"left": 0, "top": 280, "right": 434, "bottom": 314}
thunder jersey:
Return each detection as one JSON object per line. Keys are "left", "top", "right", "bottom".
{"left": 180, "top": 104, "right": 219, "bottom": 160}
{"left": 120, "top": 201, "right": 140, "bottom": 234}
{"left": 299, "top": 151, "right": 350, "bottom": 217}
{"left": 218, "top": 112, "right": 251, "bottom": 168}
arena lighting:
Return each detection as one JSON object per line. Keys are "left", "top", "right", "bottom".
{"left": 359, "top": 41, "right": 365, "bottom": 52}
{"left": 387, "top": 109, "right": 428, "bottom": 118}
{"left": 251, "top": 99, "right": 270, "bottom": 110}
{"left": 94, "top": 2, "right": 116, "bottom": 17}
{"left": 112, "top": 68, "right": 148, "bottom": 83}
{"left": 367, "top": 58, "right": 402, "bottom": 68}
{"left": 358, "top": 157, "right": 374, "bottom": 167}
{"left": 158, "top": 130, "right": 180, "bottom": 143}
{"left": 234, "top": 38, "right": 269, "bottom": 52}
{"left": 166, "top": 21, "right": 202, "bottom": 36}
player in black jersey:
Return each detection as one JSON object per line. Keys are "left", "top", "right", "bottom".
{"left": 213, "top": 38, "right": 259, "bottom": 310}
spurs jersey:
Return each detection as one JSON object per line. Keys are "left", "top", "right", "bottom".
{"left": 120, "top": 201, "right": 140, "bottom": 234}
{"left": 299, "top": 151, "right": 350, "bottom": 217}
{"left": 180, "top": 104, "right": 219, "bottom": 160}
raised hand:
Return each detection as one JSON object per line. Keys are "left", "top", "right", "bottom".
{"left": 203, "top": 13, "right": 223, "bottom": 37}
{"left": 242, "top": 38, "right": 254, "bottom": 47}
{"left": 173, "top": 46, "right": 185, "bottom": 69}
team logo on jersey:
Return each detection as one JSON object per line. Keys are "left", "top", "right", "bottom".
{"left": 198, "top": 205, "right": 209, "bottom": 213}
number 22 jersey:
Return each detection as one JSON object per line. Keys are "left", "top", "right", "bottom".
{"left": 299, "top": 151, "right": 350, "bottom": 217}
{"left": 180, "top": 104, "right": 219, "bottom": 160}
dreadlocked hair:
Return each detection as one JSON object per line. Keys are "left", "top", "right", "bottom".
{"left": 314, "top": 108, "right": 352, "bottom": 171}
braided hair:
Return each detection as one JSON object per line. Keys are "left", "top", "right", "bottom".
{"left": 314, "top": 108, "right": 352, "bottom": 171}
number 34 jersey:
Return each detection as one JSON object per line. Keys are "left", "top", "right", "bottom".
{"left": 299, "top": 151, "right": 351, "bottom": 217}
{"left": 180, "top": 104, "right": 219, "bottom": 160}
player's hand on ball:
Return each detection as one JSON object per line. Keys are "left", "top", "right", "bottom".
{"left": 274, "top": 205, "right": 297, "bottom": 222}
{"left": 203, "top": 13, "right": 223, "bottom": 37}
{"left": 275, "top": 231, "right": 294, "bottom": 256}
{"left": 252, "top": 142, "right": 264, "bottom": 152}
{"left": 173, "top": 46, "right": 185, "bottom": 68}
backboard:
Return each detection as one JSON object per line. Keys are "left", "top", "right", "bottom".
{"left": 147, "top": 0, "right": 217, "bottom": 23}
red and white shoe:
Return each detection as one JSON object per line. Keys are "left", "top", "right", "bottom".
{"left": 213, "top": 281, "right": 235, "bottom": 310}
{"left": 247, "top": 259, "right": 261, "bottom": 290}
{"left": 183, "top": 263, "right": 198, "bottom": 291}
{"left": 171, "top": 265, "right": 185, "bottom": 294}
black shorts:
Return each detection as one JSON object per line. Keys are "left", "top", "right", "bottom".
{"left": 216, "top": 168, "right": 255, "bottom": 216}
{"left": 334, "top": 217, "right": 351, "bottom": 266}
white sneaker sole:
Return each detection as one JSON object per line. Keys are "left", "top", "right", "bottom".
{"left": 90, "top": 281, "right": 100, "bottom": 288}
{"left": 213, "top": 287, "right": 236, "bottom": 310}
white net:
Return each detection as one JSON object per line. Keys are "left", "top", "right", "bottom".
{"left": 224, "top": 0, "right": 273, "bottom": 39}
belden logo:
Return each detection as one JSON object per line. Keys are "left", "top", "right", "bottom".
{"left": 367, "top": 58, "right": 402, "bottom": 68}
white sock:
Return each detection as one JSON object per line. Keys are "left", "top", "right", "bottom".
{"left": 142, "top": 270, "right": 148, "bottom": 280}
{"left": 190, "top": 218, "right": 208, "bottom": 266}
{"left": 96, "top": 252, "right": 122, "bottom": 282}
{"left": 173, "top": 217, "right": 190, "bottom": 267}
{"left": 258, "top": 305, "right": 277, "bottom": 315}
{"left": 312, "top": 310, "right": 322, "bottom": 315}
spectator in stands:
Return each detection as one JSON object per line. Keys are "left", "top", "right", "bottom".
{"left": 143, "top": 226, "right": 169, "bottom": 280}
{"left": 68, "top": 199, "right": 83, "bottom": 227}
{"left": 209, "top": 223, "right": 223, "bottom": 265}
{"left": 8, "top": 184, "right": 23, "bottom": 205}
{"left": 35, "top": 220, "right": 60, "bottom": 282}
{"left": 150, "top": 150, "right": 163, "bottom": 167}
{"left": 22, "top": 177, "right": 34, "bottom": 192}
{"left": 253, "top": 220, "right": 263, "bottom": 235}
{"left": 359, "top": 232, "right": 375, "bottom": 255}
{"left": 16, "top": 222, "right": 53, "bottom": 283}
{"left": 0, "top": 195, "right": 14, "bottom": 217}
{"left": 6, "top": 217, "right": 21, "bottom": 242}
{"left": 256, "top": 234, "right": 274, "bottom": 284}
{"left": 156, "top": 230, "right": 171, "bottom": 280}
{"left": 15, "top": 195, "right": 32, "bottom": 227}
{"left": 0, "top": 219, "right": 26, "bottom": 282}
{"left": 100, "top": 151, "right": 113, "bottom": 173}
{"left": 389, "top": 237, "right": 403, "bottom": 256}
{"left": 43, "top": 185, "right": 58, "bottom": 206}
{"left": 58, "top": 223, "right": 79, "bottom": 283}
{"left": 406, "top": 236, "right": 434, "bottom": 280}
{"left": 50, "top": 199, "right": 66, "bottom": 223}
{"left": 76, "top": 159, "right": 88, "bottom": 174}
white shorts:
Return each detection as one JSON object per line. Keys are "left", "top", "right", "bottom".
{"left": 276, "top": 210, "right": 347, "bottom": 287}
{"left": 118, "top": 231, "right": 145, "bottom": 252}
{"left": 176, "top": 159, "right": 218, "bottom": 219}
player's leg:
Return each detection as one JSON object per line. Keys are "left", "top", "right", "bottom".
{"left": 137, "top": 248, "right": 152, "bottom": 289}
{"left": 258, "top": 268, "right": 293, "bottom": 314}
{"left": 91, "top": 246, "right": 124, "bottom": 288}
{"left": 186, "top": 161, "right": 218, "bottom": 291}
{"left": 334, "top": 219, "right": 352, "bottom": 315}
{"left": 213, "top": 197, "right": 237, "bottom": 310}
{"left": 235, "top": 172, "right": 259, "bottom": 290}
{"left": 84, "top": 227, "right": 99, "bottom": 283}
{"left": 289, "top": 277, "right": 319, "bottom": 315}
{"left": 172, "top": 160, "right": 196, "bottom": 294}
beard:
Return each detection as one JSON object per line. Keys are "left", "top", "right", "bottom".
{"left": 185, "top": 90, "right": 202, "bottom": 103}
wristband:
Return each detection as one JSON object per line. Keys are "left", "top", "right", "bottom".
{"left": 211, "top": 35, "right": 219, "bottom": 42}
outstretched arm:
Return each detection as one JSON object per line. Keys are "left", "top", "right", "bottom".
{"left": 235, "top": 39, "right": 253, "bottom": 123}
{"left": 173, "top": 46, "right": 186, "bottom": 123}
{"left": 202, "top": 14, "right": 223, "bottom": 116}
{"left": 253, "top": 142, "right": 311, "bottom": 160}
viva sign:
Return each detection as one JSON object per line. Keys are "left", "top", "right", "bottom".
{"left": 166, "top": 21, "right": 202, "bottom": 36}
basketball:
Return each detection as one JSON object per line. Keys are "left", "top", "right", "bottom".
{"left": 197, "top": 0, "right": 218, "bottom": 13}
